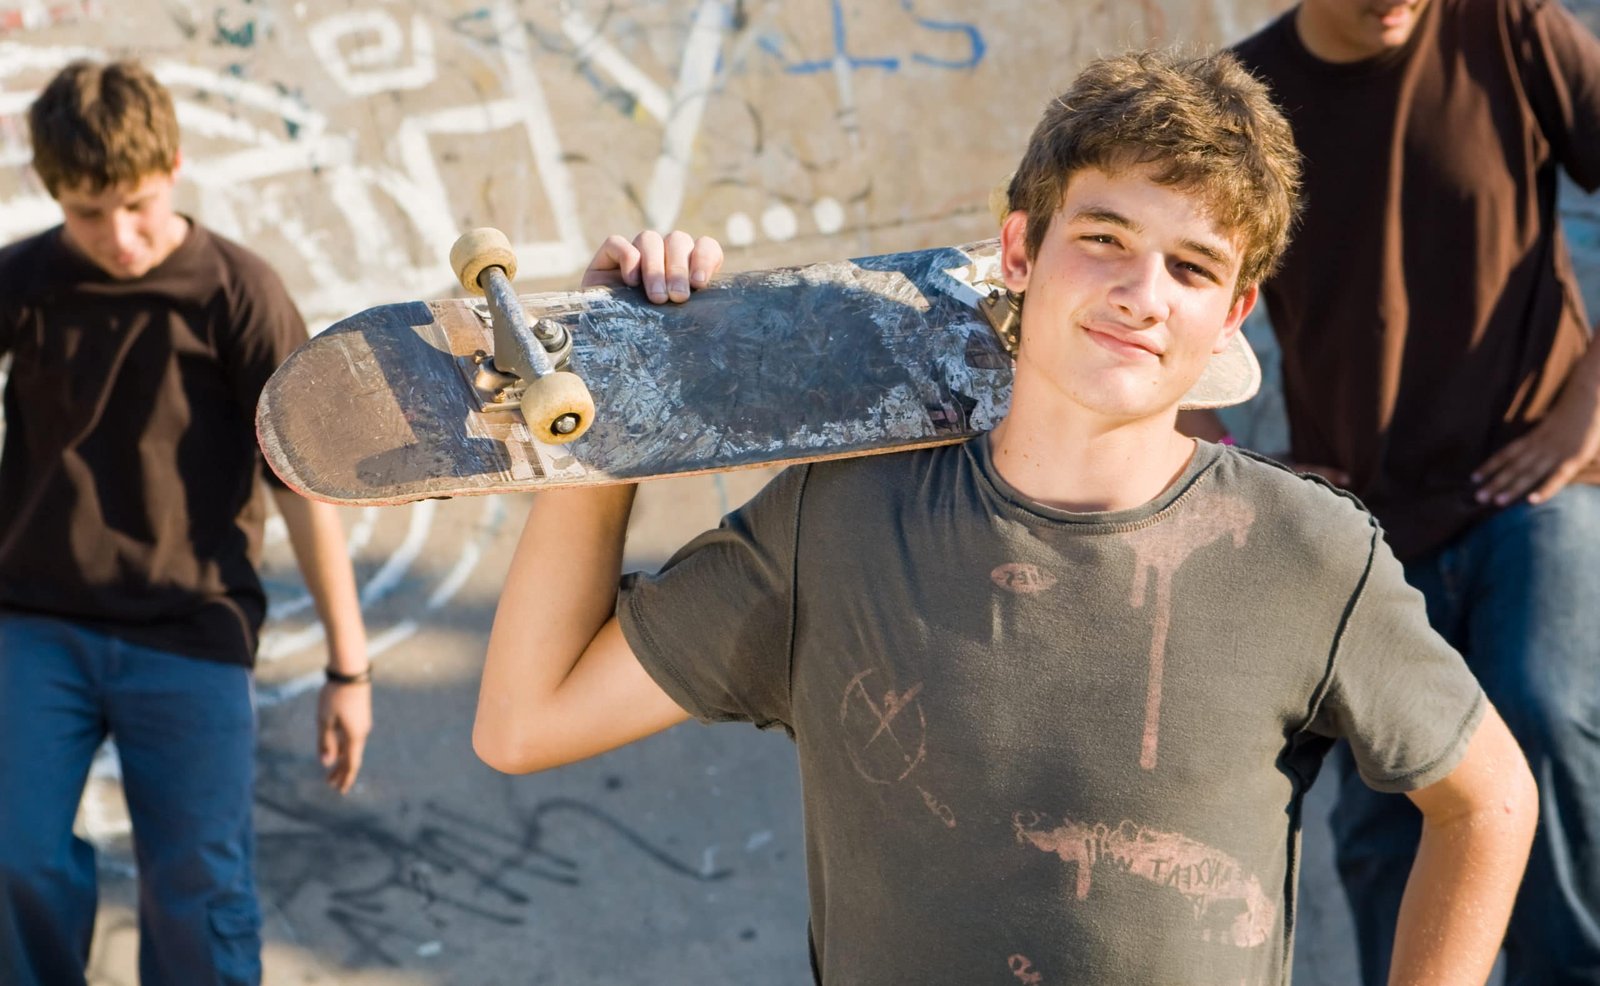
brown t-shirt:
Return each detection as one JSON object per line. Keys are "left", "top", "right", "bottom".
{"left": 1233, "top": 0, "right": 1600, "bottom": 560}
{"left": 0, "top": 222, "right": 307, "bottom": 666}
{"left": 619, "top": 439, "right": 1483, "bottom": 986}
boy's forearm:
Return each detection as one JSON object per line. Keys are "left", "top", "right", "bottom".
{"left": 1389, "top": 796, "right": 1535, "bottom": 983}
{"left": 271, "top": 488, "right": 367, "bottom": 672}
{"left": 476, "top": 485, "right": 637, "bottom": 754}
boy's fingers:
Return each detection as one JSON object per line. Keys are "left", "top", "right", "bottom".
{"left": 1528, "top": 461, "right": 1578, "bottom": 505}
{"left": 581, "top": 234, "right": 642, "bottom": 289}
{"left": 1483, "top": 460, "right": 1541, "bottom": 505}
{"left": 1474, "top": 443, "right": 1537, "bottom": 504}
{"left": 690, "top": 235, "right": 724, "bottom": 288}
{"left": 338, "top": 740, "right": 366, "bottom": 794}
{"left": 323, "top": 727, "right": 349, "bottom": 791}
{"left": 632, "top": 230, "right": 668, "bottom": 303}
{"left": 317, "top": 717, "right": 336, "bottom": 767}
{"left": 585, "top": 230, "right": 721, "bottom": 302}
{"left": 663, "top": 230, "right": 695, "bottom": 302}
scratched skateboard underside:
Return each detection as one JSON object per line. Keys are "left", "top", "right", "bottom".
{"left": 257, "top": 241, "right": 1016, "bottom": 505}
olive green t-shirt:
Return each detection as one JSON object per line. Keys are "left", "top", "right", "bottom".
{"left": 620, "top": 439, "right": 1483, "bottom": 986}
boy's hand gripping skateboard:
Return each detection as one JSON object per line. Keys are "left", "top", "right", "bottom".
{"left": 256, "top": 229, "right": 1021, "bottom": 505}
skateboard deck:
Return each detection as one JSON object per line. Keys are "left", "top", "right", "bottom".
{"left": 257, "top": 238, "right": 1016, "bottom": 505}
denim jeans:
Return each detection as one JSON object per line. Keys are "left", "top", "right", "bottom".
{"left": 1331, "top": 484, "right": 1600, "bottom": 986}
{"left": 0, "top": 613, "right": 260, "bottom": 986}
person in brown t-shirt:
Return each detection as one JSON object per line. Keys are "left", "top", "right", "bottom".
{"left": 1195, "top": 1, "right": 1600, "bottom": 982}
{"left": 473, "top": 49, "right": 1537, "bottom": 985}
{"left": 0, "top": 60, "right": 372, "bottom": 985}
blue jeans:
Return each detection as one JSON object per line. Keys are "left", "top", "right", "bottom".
{"left": 0, "top": 614, "right": 260, "bottom": 986}
{"left": 1331, "top": 484, "right": 1600, "bottom": 985}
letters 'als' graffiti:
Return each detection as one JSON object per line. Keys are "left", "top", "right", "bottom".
{"left": 761, "top": 0, "right": 984, "bottom": 73}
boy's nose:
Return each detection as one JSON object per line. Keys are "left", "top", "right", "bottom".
{"left": 109, "top": 211, "right": 140, "bottom": 253}
{"left": 1109, "top": 254, "right": 1170, "bottom": 325}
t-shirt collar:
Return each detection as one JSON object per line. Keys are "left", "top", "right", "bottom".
{"left": 966, "top": 432, "right": 1224, "bottom": 529}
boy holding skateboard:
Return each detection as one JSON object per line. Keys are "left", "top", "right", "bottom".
{"left": 0, "top": 59, "right": 370, "bottom": 985}
{"left": 477, "top": 49, "right": 1534, "bottom": 983}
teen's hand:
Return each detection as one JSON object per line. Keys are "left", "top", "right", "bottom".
{"left": 317, "top": 678, "right": 372, "bottom": 794}
{"left": 1473, "top": 385, "right": 1600, "bottom": 506}
{"left": 582, "top": 230, "right": 724, "bottom": 303}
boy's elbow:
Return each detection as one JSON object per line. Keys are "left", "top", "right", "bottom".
{"left": 472, "top": 718, "right": 549, "bottom": 775}
{"left": 1504, "top": 752, "right": 1540, "bottom": 841}
{"left": 1481, "top": 715, "right": 1539, "bottom": 842}
{"left": 1446, "top": 734, "right": 1539, "bottom": 847}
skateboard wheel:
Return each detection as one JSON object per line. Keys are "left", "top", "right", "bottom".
{"left": 450, "top": 227, "right": 516, "bottom": 295}
{"left": 519, "top": 371, "right": 595, "bottom": 444}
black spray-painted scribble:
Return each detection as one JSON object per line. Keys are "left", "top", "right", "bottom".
{"left": 256, "top": 777, "right": 732, "bottom": 967}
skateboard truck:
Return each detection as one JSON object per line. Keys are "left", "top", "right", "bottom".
{"left": 449, "top": 228, "right": 595, "bottom": 443}
{"left": 977, "top": 286, "right": 1021, "bottom": 356}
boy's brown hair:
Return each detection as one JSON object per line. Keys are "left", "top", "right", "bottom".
{"left": 29, "top": 59, "right": 180, "bottom": 196}
{"left": 1005, "top": 48, "right": 1301, "bottom": 292}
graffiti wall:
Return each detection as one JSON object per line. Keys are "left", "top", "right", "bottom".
{"left": 6, "top": 0, "right": 1600, "bottom": 451}
{"left": 0, "top": 0, "right": 1296, "bottom": 330}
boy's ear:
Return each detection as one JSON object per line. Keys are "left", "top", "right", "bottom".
{"left": 1214, "top": 282, "right": 1259, "bottom": 354}
{"left": 1000, "top": 210, "right": 1031, "bottom": 293}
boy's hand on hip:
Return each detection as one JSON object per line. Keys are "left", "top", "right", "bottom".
{"left": 1473, "top": 386, "right": 1600, "bottom": 506}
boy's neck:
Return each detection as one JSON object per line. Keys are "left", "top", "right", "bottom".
{"left": 988, "top": 395, "right": 1197, "bottom": 514}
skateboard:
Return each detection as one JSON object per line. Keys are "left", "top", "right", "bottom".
{"left": 256, "top": 231, "right": 1023, "bottom": 506}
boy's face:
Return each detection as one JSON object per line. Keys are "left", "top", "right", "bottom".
{"left": 1000, "top": 166, "right": 1256, "bottom": 424}
{"left": 1298, "top": 0, "right": 1429, "bottom": 60}
{"left": 54, "top": 166, "right": 186, "bottom": 280}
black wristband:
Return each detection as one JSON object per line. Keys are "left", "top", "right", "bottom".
{"left": 325, "top": 665, "right": 373, "bottom": 685}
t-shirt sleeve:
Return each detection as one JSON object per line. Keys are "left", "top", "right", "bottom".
{"left": 616, "top": 465, "right": 807, "bottom": 731}
{"left": 1515, "top": 0, "right": 1600, "bottom": 191}
{"left": 214, "top": 248, "right": 310, "bottom": 488}
{"left": 1304, "top": 518, "right": 1486, "bottom": 793}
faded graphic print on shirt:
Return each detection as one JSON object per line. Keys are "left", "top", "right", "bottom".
{"left": 838, "top": 667, "right": 958, "bottom": 828}
{"left": 1125, "top": 494, "right": 1256, "bottom": 769}
{"left": 1014, "top": 812, "right": 1276, "bottom": 949}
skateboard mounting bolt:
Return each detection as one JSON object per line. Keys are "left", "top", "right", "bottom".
{"left": 552, "top": 413, "right": 581, "bottom": 436}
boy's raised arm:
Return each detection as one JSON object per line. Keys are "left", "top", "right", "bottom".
{"left": 473, "top": 230, "right": 723, "bottom": 774}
